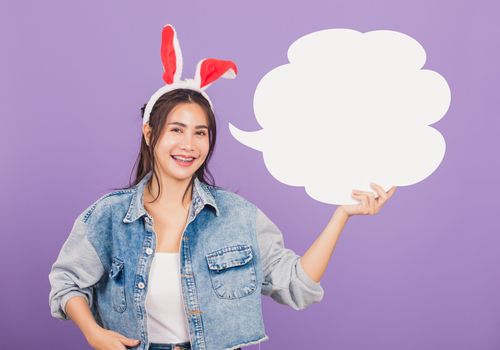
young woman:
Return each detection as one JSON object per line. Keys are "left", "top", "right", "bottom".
{"left": 48, "top": 25, "right": 396, "bottom": 350}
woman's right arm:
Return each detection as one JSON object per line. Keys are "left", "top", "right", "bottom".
{"left": 48, "top": 215, "right": 140, "bottom": 349}
{"left": 48, "top": 215, "right": 105, "bottom": 320}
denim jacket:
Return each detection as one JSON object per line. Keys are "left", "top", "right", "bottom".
{"left": 48, "top": 171, "right": 324, "bottom": 350}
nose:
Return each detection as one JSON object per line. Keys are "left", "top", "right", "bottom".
{"left": 180, "top": 132, "right": 194, "bottom": 151}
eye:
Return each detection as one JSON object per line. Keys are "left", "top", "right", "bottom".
{"left": 171, "top": 127, "right": 182, "bottom": 133}
{"left": 196, "top": 130, "right": 207, "bottom": 136}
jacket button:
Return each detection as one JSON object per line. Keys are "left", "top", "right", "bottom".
{"left": 138, "top": 282, "right": 145, "bottom": 289}
{"left": 145, "top": 248, "right": 153, "bottom": 255}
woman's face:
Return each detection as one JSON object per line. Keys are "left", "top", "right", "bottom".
{"left": 146, "top": 102, "right": 210, "bottom": 183}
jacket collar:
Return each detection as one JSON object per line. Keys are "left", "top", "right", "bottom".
{"left": 123, "top": 170, "right": 220, "bottom": 223}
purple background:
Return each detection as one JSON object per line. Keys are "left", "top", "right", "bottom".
{"left": 1, "top": 0, "right": 499, "bottom": 349}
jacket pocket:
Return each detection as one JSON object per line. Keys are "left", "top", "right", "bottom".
{"left": 205, "top": 244, "right": 257, "bottom": 299}
{"left": 109, "top": 257, "right": 127, "bottom": 313}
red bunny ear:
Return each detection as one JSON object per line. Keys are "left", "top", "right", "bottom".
{"left": 160, "top": 24, "right": 183, "bottom": 84}
{"left": 195, "top": 58, "right": 238, "bottom": 89}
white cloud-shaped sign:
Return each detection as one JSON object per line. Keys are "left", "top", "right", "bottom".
{"left": 229, "top": 29, "right": 450, "bottom": 205}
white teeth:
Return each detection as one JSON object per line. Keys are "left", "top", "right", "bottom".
{"left": 172, "top": 156, "right": 194, "bottom": 162}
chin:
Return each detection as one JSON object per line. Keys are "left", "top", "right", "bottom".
{"left": 166, "top": 170, "right": 194, "bottom": 181}
{"left": 169, "top": 166, "right": 202, "bottom": 182}
{"left": 160, "top": 160, "right": 202, "bottom": 182}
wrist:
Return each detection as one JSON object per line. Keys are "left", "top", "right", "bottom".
{"left": 334, "top": 206, "right": 351, "bottom": 220}
{"left": 83, "top": 323, "right": 103, "bottom": 343}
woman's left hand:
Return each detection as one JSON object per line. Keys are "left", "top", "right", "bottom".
{"left": 339, "top": 183, "right": 397, "bottom": 217}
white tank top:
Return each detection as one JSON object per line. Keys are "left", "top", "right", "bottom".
{"left": 145, "top": 252, "right": 190, "bottom": 343}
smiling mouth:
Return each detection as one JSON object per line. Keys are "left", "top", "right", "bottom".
{"left": 171, "top": 155, "right": 197, "bottom": 166}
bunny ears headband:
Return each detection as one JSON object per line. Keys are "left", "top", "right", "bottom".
{"left": 143, "top": 24, "right": 238, "bottom": 125}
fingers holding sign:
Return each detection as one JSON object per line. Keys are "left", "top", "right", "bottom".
{"left": 340, "top": 183, "right": 397, "bottom": 217}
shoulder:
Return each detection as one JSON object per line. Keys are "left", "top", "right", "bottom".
{"left": 78, "top": 187, "right": 136, "bottom": 224}
{"left": 210, "top": 185, "right": 256, "bottom": 207}
{"left": 208, "top": 186, "right": 277, "bottom": 231}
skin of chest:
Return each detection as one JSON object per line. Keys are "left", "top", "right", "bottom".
{"left": 144, "top": 203, "right": 190, "bottom": 253}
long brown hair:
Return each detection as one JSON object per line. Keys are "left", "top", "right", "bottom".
{"left": 115, "top": 89, "right": 219, "bottom": 204}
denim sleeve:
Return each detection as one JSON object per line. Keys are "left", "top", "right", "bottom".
{"left": 256, "top": 208, "right": 324, "bottom": 310}
{"left": 48, "top": 215, "right": 105, "bottom": 320}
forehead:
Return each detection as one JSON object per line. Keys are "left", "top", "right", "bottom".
{"left": 166, "top": 102, "right": 208, "bottom": 125}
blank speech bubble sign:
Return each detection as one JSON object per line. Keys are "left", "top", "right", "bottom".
{"left": 229, "top": 29, "right": 450, "bottom": 205}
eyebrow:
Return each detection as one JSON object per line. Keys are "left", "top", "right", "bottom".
{"left": 167, "top": 122, "right": 209, "bottom": 130}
